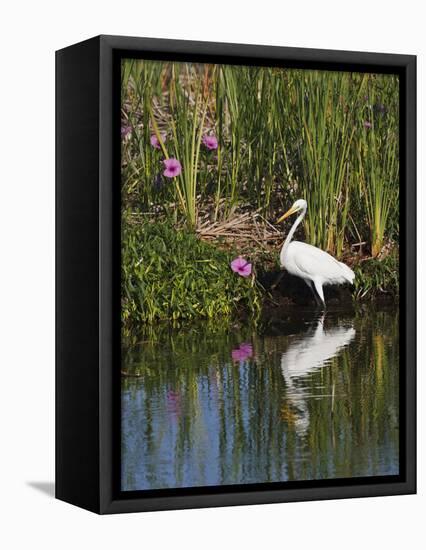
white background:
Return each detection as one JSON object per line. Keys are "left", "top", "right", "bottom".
{"left": 0, "top": 1, "right": 423, "bottom": 548}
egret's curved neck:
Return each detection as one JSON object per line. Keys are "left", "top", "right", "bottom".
{"left": 282, "top": 207, "right": 306, "bottom": 255}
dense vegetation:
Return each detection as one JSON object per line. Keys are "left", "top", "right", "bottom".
{"left": 122, "top": 220, "right": 261, "bottom": 328}
{"left": 121, "top": 60, "right": 400, "bottom": 327}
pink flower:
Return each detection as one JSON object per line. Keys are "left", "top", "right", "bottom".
{"left": 231, "top": 342, "right": 253, "bottom": 362}
{"left": 150, "top": 133, "right": 167, "bottom": 149}
{"left": 166, "top": 390, "right": 181, "bottom": 416}
{"left": 202, "top": 134, "right": 218, "bottom": 150}
{"left": 230, "top": 256, "right": 252, "bottom": 278}
{"left": 163, "top": 158, "right": 182, "bottom": 178}
{"left": 363, "top": 121, "right": 372, "bottom": 129}
{"left": 231, "top": 349, "right": 245, "bottom": 361}
{"left": 239, "top": 343, "right": 253, "bottom": 355}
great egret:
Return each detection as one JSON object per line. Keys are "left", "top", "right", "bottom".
{"left": 277, "top": 199, "right": 355, "bottom": 307}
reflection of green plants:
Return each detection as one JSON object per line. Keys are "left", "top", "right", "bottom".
{"left": 122, "top": 310, "right": 399, "bottom": 486}
{"left": 122, "top": 220, "right": 261, "bottom": 327}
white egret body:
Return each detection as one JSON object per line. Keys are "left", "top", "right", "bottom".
{"left": 277, "top": 199, "right": 355, "bottom": 306}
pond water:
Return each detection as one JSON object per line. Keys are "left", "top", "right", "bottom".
{"left": 121, "top": 306, "right": 399, "bottom": 492}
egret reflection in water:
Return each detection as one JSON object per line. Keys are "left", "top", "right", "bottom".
{"left": 281, "top": 314, "right": 356, "bottom": 436}
{"left": 121, "top": 308, "right": 399, "bottom": 491}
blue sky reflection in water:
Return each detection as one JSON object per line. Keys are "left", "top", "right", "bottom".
{"left": 121, "top": 307, "right": 399, "bottom": 491}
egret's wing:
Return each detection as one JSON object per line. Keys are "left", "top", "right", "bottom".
{"left": 290, "top": 242, "right": 354, "bottom": 283}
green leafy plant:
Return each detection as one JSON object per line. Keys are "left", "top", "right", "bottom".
{"left": 122, "top": 220, "right": 261, "bottom": 327}
{"left": 353, "top": 251, "right": 399, "bottom": 299}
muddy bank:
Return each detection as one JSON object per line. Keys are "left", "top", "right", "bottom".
{"left": 259, "top": 269, "right": 353, "bottom": 306}
{"left": 231, "top": 268, "right": 398, "bottom": 334}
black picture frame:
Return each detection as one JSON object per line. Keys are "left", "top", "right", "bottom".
{"left": 56, "top": 35, "right": 416, "bottom": 514}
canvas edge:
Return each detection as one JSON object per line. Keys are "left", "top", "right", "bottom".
{"left": 54, "top": 35, "right": 416, "bottom": 515}
{"left": 55, "top": 36, "right": 102, "bottom": 513}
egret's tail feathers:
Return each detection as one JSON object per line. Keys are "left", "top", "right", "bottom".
{"left": 339, "top": 261, "right": 355, "bottom": 284}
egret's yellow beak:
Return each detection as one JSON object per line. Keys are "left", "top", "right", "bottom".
{"left": 277, "top": 205, "right": 299, "bottom": 223}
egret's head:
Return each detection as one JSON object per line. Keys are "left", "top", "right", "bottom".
{"left": 277, "top": 199, "right": 307, "bottom": 223}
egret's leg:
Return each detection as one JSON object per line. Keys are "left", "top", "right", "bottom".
{"left": 313, "top": 279, "right": 326, "bottom": 308}
{"left": 305, "top": 280, "right": 321, "bottom": 306}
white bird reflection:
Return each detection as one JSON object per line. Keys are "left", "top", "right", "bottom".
{"left": 281, "top": 314, "right": 355, "bottom": 436}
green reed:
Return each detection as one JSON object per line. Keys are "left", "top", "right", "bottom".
{"left": 161, "top": 64, "right": 210, "bottom": 228}
{"left": 215, "top": 66, "right": 288, "bottom": 213}
{"left": 286, "top": 71, "right": 368, "bottom": 256}
{"left": 352, "top": 76, "right": 400, "bottom": 256}
{"left": 121, "top": 59, "right": 165, "bottom": 207}
{"left": 216, "top": 66, "right": 243, "bottom": 206}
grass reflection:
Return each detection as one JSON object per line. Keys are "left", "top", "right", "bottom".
{"left": 121, "top": 307, "right": 399, "bottom": 490}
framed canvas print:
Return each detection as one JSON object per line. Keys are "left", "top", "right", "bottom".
{"left": 56, "top": 35, "right": 416, "bottom": 514}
